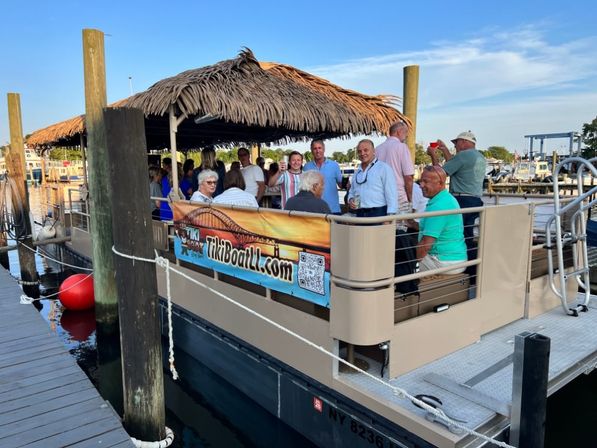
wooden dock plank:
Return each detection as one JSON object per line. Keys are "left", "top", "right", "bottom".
{"left": 0, "top": 268, "right": 134, "bottom": 447}
{"left": 0, "top": 332, "right": 57, "bottom": 352}
{"left": 1, "top": 379, "right": 93, "bottom": 414}
{"left": 0, "top": 407, "right": 112, "bottom": 447}
{"left": 0, "top": 395, "right": 103, "bottom": 439}
{"left": 0, "top": 372, "right": 87, "bottom": 404}
{"left": 0, "top": 359, "right": 82, "bottom": 389}
{"left": 21, "top": 416, "right": 121, "bottom": 448}
{"left": 64, "top": 428, "right": 132, "bottom": 447}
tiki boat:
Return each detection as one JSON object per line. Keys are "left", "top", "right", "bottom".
{"left": 28, "top": 50, "right": 597, "bottom": 448}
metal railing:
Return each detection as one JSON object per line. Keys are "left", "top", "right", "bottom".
{"left": 546, "top": 157, "right": 597, "bottom": 315}
{"left": 67, "top": 186, "right": 90, "bottom": 232}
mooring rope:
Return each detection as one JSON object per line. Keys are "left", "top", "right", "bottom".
{"left": 130, "top": 426, "right": 174, "bottom": 448}
{"left": 19, "top": 273, "right": 93, "bottom": 304}
{"left": 111, "top": 246, "right": 179, "bottom": 381}
{"left": 18, "top": 240, "right": 94, "bottom": 272}
{"left": 111, "top": 246, "right": 514, "bottom": 448}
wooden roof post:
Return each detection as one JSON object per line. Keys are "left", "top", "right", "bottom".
{"left": 168, "top": 104, "right": 181, "bottom": 198}
{"left": 251, "top": 143, "right": 260, "bottom": 163}
{"left": 82, "top": 29, "right": 119, "bottom": 330}
{"left": 6, "top": 93, "right": 38, "bottom": 289}
{"left": 403, "top": 65, "right": 419, "bottom": 163}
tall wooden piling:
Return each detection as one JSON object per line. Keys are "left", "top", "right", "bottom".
{"left": 105, "top": 107, "right": 165, "bottom": 440}
{"left": 6, "top": 93, "right": 38, "bottom": 293}
{"left": 0, "top": 231, "right": 9, "bottom": 270}
{"left": 82, "top": 28, "right": 118, "bottom": 331}
{"left": 403, "top": 65, "right": 419, "bottom": 162}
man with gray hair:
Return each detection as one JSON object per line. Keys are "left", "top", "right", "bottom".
{"left": 284, "top": 171, "right": 331, "bottom": 214}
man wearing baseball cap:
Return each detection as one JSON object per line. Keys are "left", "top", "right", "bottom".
{"left": 427, "top": 131, "right": 486, "bottom": 282}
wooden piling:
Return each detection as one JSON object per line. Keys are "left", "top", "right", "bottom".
{"left": 403, "top": 65, "right": 419, "bottom": 163}
{"left": 82, "top": 28, "right": 118, "bottom": 331}
{"left": 105, "top": 106, "right": 165, "bottom": 441}
{"left": 0, "top": 231, "right": 9, "bottom": 270}
{"left": 6, "top": 93, "right": 38, "bottom": 293}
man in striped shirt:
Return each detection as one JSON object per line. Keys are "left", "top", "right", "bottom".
{"left": 268, "top": 151, "right": 303, "bottom": 208}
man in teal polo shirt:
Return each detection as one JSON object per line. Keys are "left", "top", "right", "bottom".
{"left": 303, "top": 140, "right": 342, "bottom": 214}
{"left": 414, "top": 165, "right": 467, "bottom": 274}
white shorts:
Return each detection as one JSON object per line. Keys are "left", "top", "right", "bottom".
{"left": 419, "top": 254, "right": 466, "bottom": 275}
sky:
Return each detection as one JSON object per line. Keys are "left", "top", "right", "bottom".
{"left": 1, "top": 0, "right": 596, "bottom": 155}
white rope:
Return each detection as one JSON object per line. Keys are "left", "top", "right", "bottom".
{"left": 18, "top": 240, "right": 94, "bottom": 272}
{"left": 131, "top": 426, "right": 174, "bottom": 448}
{"left": 117, "top": 248, "right": 513, "bottom": 447}
{"left": 19, "top": 273, "right": 94, "bottom": 304}
{"left": 111, "top": 246, "right": 179, "bottom": 381}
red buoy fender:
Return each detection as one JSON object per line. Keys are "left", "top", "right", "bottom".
{"left": 58, "top": 274, "right": 94, "bottom": 311}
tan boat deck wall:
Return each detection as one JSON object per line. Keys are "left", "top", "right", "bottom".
{"left": 388, "top": 204, "right": 532, "bottom": 376}
{"left": 156, "top": 264, "right": 336, "bottom": 386}
{"left": 478, "top": 204, "right": 531, "bottom": 334}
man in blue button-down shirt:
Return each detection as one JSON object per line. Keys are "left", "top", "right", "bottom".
{"left": 347, "top": 139, "right": 397, "bottom": 217}
{"left": 303, "top": 140, "right": 343, "bottom": 214}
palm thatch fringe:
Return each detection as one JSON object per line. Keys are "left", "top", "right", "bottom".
{"left": 27, "top": 48, "right": 408, "bottom": 148}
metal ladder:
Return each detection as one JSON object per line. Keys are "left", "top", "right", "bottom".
{"left": 545, "top": 157, "right": 597, "bottom": 316}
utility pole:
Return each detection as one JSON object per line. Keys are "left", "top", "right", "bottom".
{"left": 82, "top": 28, "right": 118, "bottom": 332}
{"left": 105, "top": 106, "right": 165, "bottom": 441}
{"left": 6, "top": 93, "right": 38, "bottom": 295}
{"left": 403, "top": 65, "right": 419, "bottom": 163}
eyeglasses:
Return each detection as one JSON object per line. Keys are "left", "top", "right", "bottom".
{"left": 355, "top": 160, "right": 376, "bottom": 184}
{"left": 204, "top": 180, "right": 217, "bottom": 185}
{"left": 423, "top": 165, "right": 446, "bottom": 183}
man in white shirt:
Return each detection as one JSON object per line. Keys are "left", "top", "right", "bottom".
{"left": 237, "top": 147, "right": 265, "bottom": 203}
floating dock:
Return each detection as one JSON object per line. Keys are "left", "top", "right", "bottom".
{"left": 0, "top": 267, "right": 134, "bottom": 447}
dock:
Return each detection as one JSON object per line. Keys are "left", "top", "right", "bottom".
{"left": 0, "top": 267, "right": 134, "bottom": 447}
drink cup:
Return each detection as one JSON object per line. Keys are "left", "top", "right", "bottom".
{"left": 353, "top": 193, "right": 361, "bottom": 209}
{"left": 429, "top": 141, "right": 439, "bottom": 149}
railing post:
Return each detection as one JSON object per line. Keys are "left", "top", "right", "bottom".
{"left": 510, "top": 332, "right": 550, "bottom": 448}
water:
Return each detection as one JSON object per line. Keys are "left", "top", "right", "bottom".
{"left": 6, "top": 185, "right": 314, "bottom": 448}
{"left": 6, "top": 185, "right": 597, "bottom": 446}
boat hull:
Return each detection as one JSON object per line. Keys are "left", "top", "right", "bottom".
{"left": 161, "top": 302, "right": 436, "bottom": 448}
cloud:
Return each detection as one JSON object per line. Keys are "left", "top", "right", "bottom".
{"left": 307, "top": 26, "right": 597, "bottom": 110}
{"left": 282, "top": 26, "right": 596, "bottom": 155}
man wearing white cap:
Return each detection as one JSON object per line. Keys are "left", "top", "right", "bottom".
{"left": 427, "top": 131, "right": 486, "bottom": 280}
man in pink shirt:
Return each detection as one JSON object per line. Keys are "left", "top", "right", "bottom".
{"left": 375, "top": 121, "right": 415, "bottom": 213}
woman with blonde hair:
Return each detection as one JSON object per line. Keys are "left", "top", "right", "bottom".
{"left": 192, "top": 146, "right": 226, "bottom": 197}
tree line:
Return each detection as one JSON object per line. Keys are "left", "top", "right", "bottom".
{"left": 22, "top": 115, "right": 597, "bottom": 163}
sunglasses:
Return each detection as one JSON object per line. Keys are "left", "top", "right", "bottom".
{"left": 204, "top": 180, "right": 217, "bottom": 185}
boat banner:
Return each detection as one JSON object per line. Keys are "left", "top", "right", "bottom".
{"left": 171, "top": 202, "right": 331, "bottom": 307}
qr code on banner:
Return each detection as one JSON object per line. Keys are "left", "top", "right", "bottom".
{"left": 298, "top": 252, "right": 325, "bottom": 295}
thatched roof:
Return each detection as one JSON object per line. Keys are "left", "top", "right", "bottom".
{"left": 27, "top": 48, "right": 409, "bottom": 149}
{"left": 26, "top": 99, "right": 127, "bottom": 148}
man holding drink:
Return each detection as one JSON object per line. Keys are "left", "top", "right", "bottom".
{"left": 427, "top": 131, "right": 486, "bottom": 282}
{"left": 347, "top": 139, "right": 397, "bottom": 217}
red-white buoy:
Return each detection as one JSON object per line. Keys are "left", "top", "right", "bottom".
{"left": 58, "top": 274, "right": 94, "bottom": 310}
